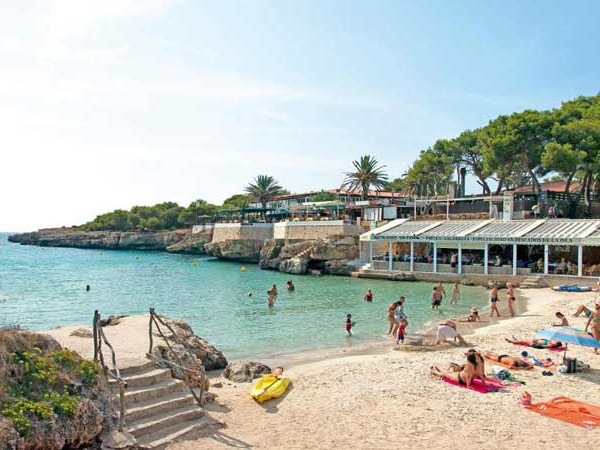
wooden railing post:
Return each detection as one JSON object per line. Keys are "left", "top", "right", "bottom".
{"left": 93, "top": 310, "right": 99, "bottom": 362}
{"left": 148, "top": 308, "right": 154, "bottom": 355}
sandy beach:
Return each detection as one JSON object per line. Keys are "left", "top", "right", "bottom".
{"left": 168, "top": 287, "right": 600, "bottom": 450}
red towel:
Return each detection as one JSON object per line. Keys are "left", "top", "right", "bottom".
{"left": 442, "top": 377, "right": 501, "bottom": 393}
{"left": 527, "top": 397, "right": 600, "bottom": 428}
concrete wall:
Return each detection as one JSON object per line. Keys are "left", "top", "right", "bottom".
{"left": 192, "top": 224, "right": 214, "bottom": 234}
{"left": 273, "top": 220, "right": 362, "bottom": 241}
{"left": 211, "top": 223, "right": 274, "bottom": 243}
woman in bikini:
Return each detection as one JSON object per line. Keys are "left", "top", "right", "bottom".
{"left": 585, "top": 303, "right": 600, "bottom": 354}
{"left": 387, "top": 301, "right": 400, "bottom": 335}
{"left": 482, "top": 351, "right": 533, "bottom": 369}
{"left": 504, "top": 336, "right": 563, "bottom": 349}
{"left": 430, "top": 351, "right": 484, "bottom": 388}
{"left": 506, "top": 282, "right": 516, "bottom": 317}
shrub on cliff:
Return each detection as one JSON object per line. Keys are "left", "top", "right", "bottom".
{"left": 0, "top": 329, "right": 115, "bottom": 450}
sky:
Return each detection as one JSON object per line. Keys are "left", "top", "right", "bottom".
{"left": 1, "top": 0, "right": 599, "bottom": 231}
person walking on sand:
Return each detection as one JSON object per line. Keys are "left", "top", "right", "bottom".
{"left": 346, "top": 314, "right": 354, "bottom": 336}
{"left": 364, "top": 289, "right": 373, "bottom": 303}
{"left": 489, "top": 284, "right": 500, "bottom": 317}
{"left": 506, "top": 282, "right": 516, "bottom": 317}
{"left": 396, "top": 317, "right": 408, "bottom": 345}
{"left": 431, "top": 287, "right": 441, "bottom": 311}
{"left": 450, "top": 283, "right": 460, "bottom": 305}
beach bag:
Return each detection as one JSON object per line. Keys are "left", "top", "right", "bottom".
{"left": 563, "top": 357, "right": 577, "bottom": 373}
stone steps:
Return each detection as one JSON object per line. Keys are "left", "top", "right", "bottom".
{"left": 128, "top": 404, "right": 204, "bottom": 439}
{"left": 126, "top": 392, "right": 196, "bottom": 422}
{"left": 117, "top": 362, "right": 219, "bottom": 449}
{"left": 136, "top": 416, "right": 222, "bottom": 450}
{"left": 520, "top": 276, "right": 544, "bottom": 289}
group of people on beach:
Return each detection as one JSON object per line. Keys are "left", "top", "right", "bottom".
{"left": 386, "top": 296, "right": 407, "bottom": 344}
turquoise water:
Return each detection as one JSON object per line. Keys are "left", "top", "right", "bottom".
{"left": 0, "top": 233, "right": 488, "bottom": 359}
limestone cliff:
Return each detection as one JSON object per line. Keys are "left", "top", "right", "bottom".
{"left": 259, "top": 236, "right": 359, "bottom": 276}
{"left": 204, "top": 239, "right": 264, "bottom": 263}
{"left": 8, "top": 228, "right": 209, "bottom": 255}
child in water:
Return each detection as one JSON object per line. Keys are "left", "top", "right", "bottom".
{"left": 396, "top": 318, "right": 407, "bottom": 345}
{"left": 346, "top": 314, "right": 353, "bottom": 336}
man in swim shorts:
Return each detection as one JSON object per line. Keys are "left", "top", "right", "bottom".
{"left": 431, "top": 287, "right": 441, "bottom": 311}
{"left": 435, "top": 319, "right": 466, "bottom": 345}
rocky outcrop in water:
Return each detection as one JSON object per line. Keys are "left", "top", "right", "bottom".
{"left": 204, "top": 239, "right": 264, "bottom": 263}
{"left": 8, "top": 228, "right": 211, "bottom": 255}
{"left": 165, "top": 231, "right": 212, "bottom": 254}
{"left": 150, "top": 316, "right": 228, "bottom": 376}
{"left": 259, "top": 237, "right": 359, "bottom": 276}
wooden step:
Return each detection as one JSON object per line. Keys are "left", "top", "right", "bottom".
{"left": 128, "top": 404, "right": 204, "bottom": 439}
{"left": 126, "top": 392, "right": 196, "bottom": 422}
{"left": 136, "top": 415, "right": 224, "bottom": 450}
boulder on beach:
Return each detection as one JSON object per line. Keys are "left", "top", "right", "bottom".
{"left": 222, "top": 361, "right": 271, "bottom": 383}
{"left": 150, "top": 316, "right": 228, "bottom": 377}
{"left": 69, "top": 328, "right": 93, "bottom": 338}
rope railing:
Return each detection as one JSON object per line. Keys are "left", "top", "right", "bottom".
{"left": 93, "top": 310, "right": 127, "bottom": 432}
{"left": 147, "top": 308, "right": 207, "bottom": 408}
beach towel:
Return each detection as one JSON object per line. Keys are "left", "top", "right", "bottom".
{"left": 526, "top": 397, "right": 600, "bottom": 428}
{"left": 441, "top": 377, "right": 500, "bottom": 393}
{"left": 509, "top": 342, "right": 566, "bottom": 352}
{"left": 485, "top": 376, "right": 522, "bottom": 388}
{"left": 484, "top": 357, "right": 533, "bottom": 370}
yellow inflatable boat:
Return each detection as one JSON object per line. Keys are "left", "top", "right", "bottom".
{"left": 250, "top": 375, "right": 290, "bottom": 403}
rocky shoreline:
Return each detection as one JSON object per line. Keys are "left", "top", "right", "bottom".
{"left": 9, "top": 228, "right": 364, "bottom": 277}
{"left": 8, "top": 228, "right": 212, "bottom": 255}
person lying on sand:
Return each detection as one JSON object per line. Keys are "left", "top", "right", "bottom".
{"left": 505, "top": 336, "right": 563, "bottom": 349}
{"left": 430, "top": 350, "right": 485, "bottom": 388}
{"left": 272, "top": 367, "right": 284, "bottom": 377}
{"left": 459, "top": 307, "right": 481, "bottom": 322}
{"left": 482, "top": 351, "right": 533, "bottom": 369}
{"left": 435, "top": 320, "right": 466, "bottom": 345}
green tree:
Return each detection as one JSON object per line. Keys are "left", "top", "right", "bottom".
{"left": 222, "top": 194, "right": 251, "bottom": 209}
{"left": 244, "top": 175, "right": 284, "bottom": 210}
{"left": 341, "top": 155, "right": 388, "bottom": 200}
{"left": 312, "top": 191, "right": 337, "bottom": 202}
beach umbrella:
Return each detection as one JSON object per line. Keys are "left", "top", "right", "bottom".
{"left": 535, "top": 326, "right": 600, "bottom": 358}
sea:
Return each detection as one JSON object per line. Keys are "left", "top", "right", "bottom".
{"left": 0, "top": 232, "right": 489, "bottom": 359}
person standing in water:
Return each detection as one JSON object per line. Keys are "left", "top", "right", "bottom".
{"left": 437, "top": 282, "right": 446, "bottom": 300}
{"left": 387, "top": 301, "right": 400, "bottom": 335}
{"left": 431, "top": 287, "right": 441, "bottom": 311}
{"left": 287, "top": 280, "right": 295, "bottom": 292}
{"left": 506, "top": 282, "right": 516, "bottom": 317}
{"left": 86, "top": 285, "right": 91, "bottom": 292}
{"left": 346, "top": 314, "right": 353, "bottom": 336}
{"left": 450, "top": 283, "right": 460, "bottom": 305}
{"left": 489, "top": 284, "right": 500, "bottom": 317}
{"left": 267, "top": 284, "right": 278, "bottom": 307}
{"left": 364, "top": 289, "right": 373, "bottom": 303}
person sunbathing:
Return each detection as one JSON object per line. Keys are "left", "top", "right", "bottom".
{"left": 446, "top": 349, "right": 487, "bottom": 381}
{"left": 505, "top": 336, "right": 563, "bottom": 349}
{"left": 430, "top": 351, "right": 483, "bottom": 388}
{"left": 482, "top": 351, "right": 533, "bottom": 369}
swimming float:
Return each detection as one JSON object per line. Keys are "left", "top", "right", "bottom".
{"left": 250, "top": 374, "right": 290, "bottom": 403}
{"left": 552, "top": 285, "right": 591, "bottom": 292}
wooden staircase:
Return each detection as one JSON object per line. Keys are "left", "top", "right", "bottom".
{"left": 111, "top": 361, "right": 221, "bottom": 449}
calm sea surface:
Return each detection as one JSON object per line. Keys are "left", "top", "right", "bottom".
{"left": 0, "top": 232, "right": 488, "bottom": 359}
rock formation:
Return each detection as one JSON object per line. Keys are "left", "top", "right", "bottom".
{"left": 0, "top": 330, "right": 116, "bottom": 450}
{"left": 222, "top": 361, "right": 271, "bottom": 383}
{"left": 259, "top": 236, "right": 359, "bottom": 276}
{"left": 150, "top": 316, "right": 228, "bottom": 378}
{"left": 165, "top": 231, "right": 212, "bottom": 254}
{"left": 204, "top": 239, "right": 264, "bottom": 263}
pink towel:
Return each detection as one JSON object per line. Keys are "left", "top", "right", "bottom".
{"left": 442, "top": 377, "right": 501, "bottom": 393}
{"left": 549, "top": 347, "right": 567, "bottom": 353}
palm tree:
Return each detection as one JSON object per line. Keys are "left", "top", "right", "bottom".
{"left": 341, "top": 155, "right": 389, "bottom": 200}
{"left": 244, "top": 175, "right": 284, "bottom": 210}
